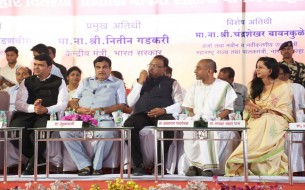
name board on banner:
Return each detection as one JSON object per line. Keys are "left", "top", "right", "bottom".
{"left": 289, "top": 123, "right": 305, "bottom": 130}
{"left": 157, "top": 120, "right": 194, "bottom": 127}
{"left": 47, "top": 121, "right": 83, "bottom": 128}
{"left": 208, "top": 120, "right": 245, "bottom": 128}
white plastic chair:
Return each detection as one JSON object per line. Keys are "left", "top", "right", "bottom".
{"left": 122, "top": 125, "right": 178, "bottom": 174}
{"left": 177, "top": 130, "right": 240, "bottom": 175}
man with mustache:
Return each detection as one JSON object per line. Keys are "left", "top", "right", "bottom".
{"left": 60, "top": 56, "right": 126, "bottom": 176}
{"left": 278, "top": 40, "right": 305, "bottom": 87}
{"left": 124, "top": 55, "right": 183, "bottom": 176}
{"left": 9, "top": 54, "right": 68, "bottom": 175}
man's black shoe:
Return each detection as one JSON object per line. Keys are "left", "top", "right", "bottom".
{"left": 22, "top": 162, "right": 34, "bottom": 175}
{"left": 185, "top": 166, "right": 198, "bottom": 176}
{"left": 132, "top": 166, "right": 145, "bottom": 176}
{"left": 198, "top": 169, "right": 213, "bottom": 176}
{"left": 22, "top": 156, "right": 46, "bottom": 175}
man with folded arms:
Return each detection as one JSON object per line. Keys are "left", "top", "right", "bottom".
{"left": 278, "top": 40, "right": 305, "bottom": 87}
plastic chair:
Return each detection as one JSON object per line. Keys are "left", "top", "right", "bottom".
{"left": 122, "top": 126, "right": 178, "bottom": 174}
{"left": 0, "top": 91, "right": 10, "bottom": 111}
{"left": 177, "top": 130, "right": 240, "bottom": 175}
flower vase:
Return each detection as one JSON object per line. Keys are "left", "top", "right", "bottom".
{"left": 82, "top": 122, "right": 91, "bottom": 128}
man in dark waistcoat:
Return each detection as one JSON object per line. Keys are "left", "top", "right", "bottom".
{"left": 124, "top": 55, "right": 183, "bottom": 176}
{"left": 9, "top": 54, "right": 68, "bottom": 175}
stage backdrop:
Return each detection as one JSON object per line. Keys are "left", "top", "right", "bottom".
{"left": 0, "top": 0, "right": 305, "bottom": 89}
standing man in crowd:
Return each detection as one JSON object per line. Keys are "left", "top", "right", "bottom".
{"left": 9, "top": 54, "right": 68, "bottom": 175}
{"left": 0, "top": 46, "right": 22, "bottom": 89}
{"left": 48, "top": 46, "right": 67, "bottom": 83}
{"left": 124, "top": 55, "right": 183, "bottom": 176}
{"left": 31, "top": 43, "right": 64, "bottom": 79}
{"left": 60, "top": 56, "right": 126, "bottom": 176}
{"left": 278, "top": 40, "right": 305, "bottom": 87}
{"left": 182, "top": 59, "right": 237, "bottom": 176}
{"left": 217, "top": 67, "right": 247, "bottom": 114}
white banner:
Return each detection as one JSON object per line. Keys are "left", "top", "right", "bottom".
{"left": 157, "top": 120, "right": 194, "bottom": 127}
{"left": 46, "top": 121, "right": 83, "bottom": 128}
{"left": 208, "top": 120, "right": 245, "bottom": 128}
{"left": 289, "top": 123, "right": 305, "bottom": 130}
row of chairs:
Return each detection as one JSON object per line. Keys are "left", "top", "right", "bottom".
{"left": 0, "top": 91, "right": 304, "bottom": 176}
{"left": 0, "top": 127, "right": 241, "bottom": 176}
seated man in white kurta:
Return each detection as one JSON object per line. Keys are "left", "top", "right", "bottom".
{"left": 182, "top": 59, "right": 237, "bottom": 176}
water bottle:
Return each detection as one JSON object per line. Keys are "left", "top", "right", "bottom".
{"left": 115, "top": 110, "right": 123, "bottom": 127}
{"left": 0, "top": 111, "right": 7, "bottom": 128}
{"left": 94, "top": 110, "right": 101, "bottom": 127}
{"left": 185, "top": 109, "right": 190, "bottom": 117}
{"left": 50, "top": 110, "right": 57, "bottom": 121}
{"left": 210, "top": 110, "right": 217, "bottom": 121}
{"left": 235, "top": 111, "right": 242, "bottom": 120}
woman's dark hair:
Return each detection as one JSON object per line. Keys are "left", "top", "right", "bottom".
{"left": 250, "top": 57, "right": 279, "bottom": 100}
{"left": 67, "top": 66, "right": 82, "bottom": 77}
{"left": 111, "top": 71, "right": 123, "bottom": 80}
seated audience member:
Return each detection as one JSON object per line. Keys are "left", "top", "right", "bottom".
{"left": 182, "top": 59, "right": 237, "bottom": 176}
{"left": 48, "top": 46, "right": 67, "bottom": 83}
{"left": 111, "top": 70, "right": 132, "bottom": 114}
{"left": 9, "top": 54, "right": 68, "bottom": 175}
{"left": 60, "top": 56, "right": 126, "bottom": 176}
{"left": 165, "top": 66, "right": 186, "bottom": 99}
{"left": 165, "top": 66, "right": 172, "bottom": 78}
{"left": 278, "top": 63, "right": 305, "bottom": 116}
{"left": 66, "top": 66, "right": 82, "bottom": 100}
{"left": 226, "top": 57, "right": 294, "bottom": 176}
{"left": 278, "top": 63, "right": 305, "bottom": 175}
{"left": 111, "top": 70, "right": 130, "bottom": 95}
{"left": 5, "top": 67, "right": 32, "bottom": 111}
{"left": 30, "top": 43, "right": 64, "bottom": 79}
{"left": 217, "top": 67, "right": 247, "bottom": 114}
{"left": 0, "top": 46, "right": 22, "bottom": 89}
{"left": 123, "top": 55, "right": 183, "bottom": 176}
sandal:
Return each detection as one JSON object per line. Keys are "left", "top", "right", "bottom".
{"left": 92, "top": 169, "right": 103, "bottom": 175}
{"left": 78, "top": 166, "right": 91, "bottom": 176}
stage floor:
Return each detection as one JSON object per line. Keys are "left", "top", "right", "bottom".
{"left": 1, "top": 174, "right": 305, "bottom": 189}
{"left": 1, "top": 174, "right": 305, "bottom": 183}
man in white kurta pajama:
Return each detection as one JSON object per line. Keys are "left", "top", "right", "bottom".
{"left": 182, "top": 59, "right": 238, "bottom": 176}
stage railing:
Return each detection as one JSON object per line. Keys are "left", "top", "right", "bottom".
{"left": 0, "top": 127, "right": 23, "bottom": 182}
{"left": 29, "top": 127, "right": 133, "bottom": 182}
{"left": 152, "top": 127, "right": 249, "bottom": 181}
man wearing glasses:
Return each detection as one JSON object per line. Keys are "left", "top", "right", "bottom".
{"left": 124, "top": 55, "right": 183, "bottom": 176}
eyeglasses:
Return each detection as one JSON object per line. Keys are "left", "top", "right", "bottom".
{"left": 147, "top": 64, "right": 164, "bottom": 69}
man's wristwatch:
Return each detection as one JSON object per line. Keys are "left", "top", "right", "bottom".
{"left": 100, "top": 107, "right": 105, "bottom": 114}
{"left": 73, "top": 107, "right": 79, "bottom": 113}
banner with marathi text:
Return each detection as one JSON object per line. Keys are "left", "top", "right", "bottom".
{"left": 0, "top": 0, "right": 305, "bottom": 88}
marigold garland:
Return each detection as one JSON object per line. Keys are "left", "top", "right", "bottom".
{"left": 8, "top": 178, "right": 285, "bottom": 190}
